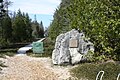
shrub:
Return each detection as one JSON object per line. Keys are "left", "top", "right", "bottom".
{"left": 0, "top": 38, "right": 9, "bottom": 48}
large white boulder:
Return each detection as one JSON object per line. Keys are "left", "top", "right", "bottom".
{"left": 52, "top": 29, "right": 94, "bottom": 65}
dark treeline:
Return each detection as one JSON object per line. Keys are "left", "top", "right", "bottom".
{"left": 48, "top": 0, "right": 120, "bottom": 61}
{"left": 0, "top": 9, "right": 44, "bottom": 47}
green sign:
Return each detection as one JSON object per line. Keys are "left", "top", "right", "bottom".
{"left": 32, "top": 42, "right": 44, "bottom": 53}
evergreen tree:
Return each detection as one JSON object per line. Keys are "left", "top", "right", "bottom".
{"left": 24, "top": 13, "right": 32, "bottom": 41}
{"left": 31, "top": 20, "right": 39, "bottom": 39}
{"left": 39, "top": 21, "right": 44, "bottom": 38}
{"left": 12, "top": 9, "right": 31, "bottom": 42}
{"left": 31, "top": 19, "right": 44, "bottom": 38}
{"left": 2, "top": 14, "right": 12, "bottom": 41}
{"left": 0, "top": 0, "right": 12, "bottom": 47}
{"left": 48, "top": 0, "right": 71, "bottom": 40}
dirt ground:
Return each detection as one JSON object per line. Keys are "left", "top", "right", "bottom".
{"left": 0, "top": 54, "right": 75, "bottom": 80}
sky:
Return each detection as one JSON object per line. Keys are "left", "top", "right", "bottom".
{"left": 9, "top": 0, "right": 61, "bottom": 27}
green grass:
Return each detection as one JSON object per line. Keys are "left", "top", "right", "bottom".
{"left": 0, "top": 42, "right": 29, "bottom": 57}
{"left": 0, "top": 43, "right": 18, "bottom": 58}
{"left": 0, "top": 42, "right": 31, "bottom": 58}
{"left": 0, "top": 49, "right": 17, "bottom": 53}
{"left": 0, "top": 52, "right": 16, "bottom": 58}
{"left": 70, "top": 62, "right": 120, "bottom": 80}
{"left": 26, "top": 53, "right": 49, "bottom": 57}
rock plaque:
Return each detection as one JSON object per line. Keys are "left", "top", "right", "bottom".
{"left": 52, "top": 29, "right": 94, "bottom": 65}
{"left": 69, "top": 39, "right": 78, "bottom": 48}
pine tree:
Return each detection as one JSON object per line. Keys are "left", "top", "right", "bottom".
{"left": 39, "top": 21, "right": 44, "bottom": 38}
{"left": 12, "top": 10, "right": 27, "bottom": 42}
{"left": 24, "top": 13, "right": 32, "bottom": 41}
{"left": 0, "top": 0, "right": 12, "bottom": 47}
{"left": 31, "top": 21, "right": 39, "bottom": 39}
{"left": 2, "top": 14, "right": 12, "bottom": 41}
{"left": 31, "top": 18, "right": 44, "bottom": 38}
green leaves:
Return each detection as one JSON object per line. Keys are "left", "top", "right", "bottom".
{"left": 49, "top": 0, "right": 120, "bottom": 61}
{"left": 2, "top": 15, "right": 12, "bottom": 41}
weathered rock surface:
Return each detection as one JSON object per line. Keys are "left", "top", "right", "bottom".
{"left": 52, "top": 29, "right": 94, "bottom": 65}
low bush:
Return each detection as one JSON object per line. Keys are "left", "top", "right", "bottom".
{"left": 43, "top": 38, "right": 55, "bottom": 57}
{"left": 0, "top": 38, "right": 9, "bottom": 48}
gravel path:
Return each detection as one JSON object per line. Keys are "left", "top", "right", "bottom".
{"left": 0, "top": 54, "right": 74, "bottom": 80}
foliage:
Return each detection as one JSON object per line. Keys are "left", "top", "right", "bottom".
{"left": 43, "top": 38, "right": 55, "bottom": 57}
{"left": 39, "top": 21, "right": 44, "bottom": 38}
{"left": 71, "top": 62, "right": 120, "bottom": 80}
{"left": 2, "top": 15, "right": 12, "bottom": 41}
{"left": 0, "top": 38, "right": 9, "bottom": 47}
{"left": 0, "top": 0, "right": 12, "bottom": 46}
{"left": 1, "top": 8, "right": 44, "bottom": 46}
{"left": 49, "top": 0, "right": 120, "bottom": 61}
{"left": 23, "top": 13, "right": 33, "bottom": 41}
{"left": 0, "top": 0, "right": 44, "bottom": 47}
{"left": 12, "top": 10, "right": 32, "bottom": 42}
{"left": 48, "top": 0, "right": 71, "bottom": 40}
{"left": 31, "top": 20, "right": 44, "bottom": 39}
{"left": 31, "top": 21, "right": 39, "bottom": 38}
{"left": 0, "top": 0, "right": 6, "bottom": 17}
{"left": 0, "top": 10, "right": 34, "bottom": 46}
{"left": 84, "top": 50, "right": 94, "bottom": 62}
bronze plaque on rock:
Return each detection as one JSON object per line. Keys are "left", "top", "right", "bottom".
{"left": 69, "top": 39, "right": 78, "bottom": 48}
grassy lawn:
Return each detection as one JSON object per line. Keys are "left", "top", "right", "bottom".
{"left": 70, "top": 62, "right": 120, "bottom": 80}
